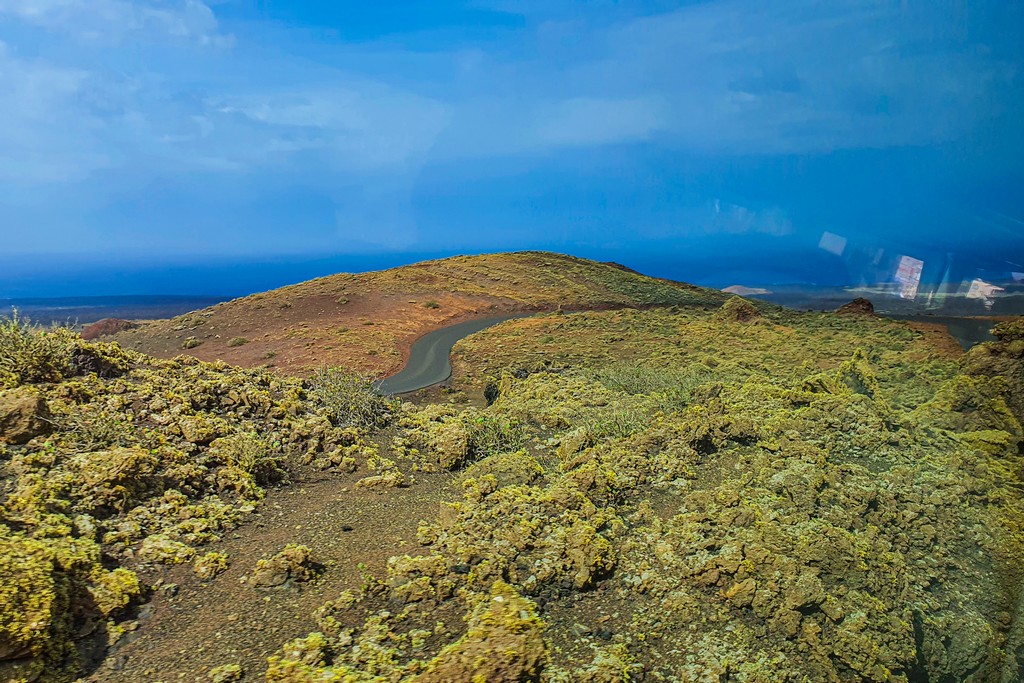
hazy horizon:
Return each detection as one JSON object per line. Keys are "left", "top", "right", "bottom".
{"left": 5, "top": 245, "right": 1021, "bottom": 300}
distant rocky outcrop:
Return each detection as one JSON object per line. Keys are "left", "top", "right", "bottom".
{"left": 835, "top": 297, "right": 875, "bottom": 316}
{"left": 715, "top": 296, "right": 762, "bottom": 323}
{"left": 600, "top": 260, "right": 644, "bottom": 275}
{"left": 81, "top": 318, "right": 138, "bottom": 340}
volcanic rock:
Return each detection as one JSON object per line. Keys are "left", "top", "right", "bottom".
{"left": 835, "top": 298, "right": 875, "bottom": 316}
{"left": 0, "top": 387, "right": 51, "bottom": 445}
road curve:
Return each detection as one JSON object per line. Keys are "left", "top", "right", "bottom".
{"left": 377, "top": 315, "right": 530, "bottom": 395}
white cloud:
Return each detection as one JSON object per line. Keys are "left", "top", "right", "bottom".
{"left": 0, "top": 0, "right": 1018, "bottom": 260}
{"left": 0, "top": 45, "right": 113, "bottom": 182}
{"left": 509, "top": 0, "right": 1017, "bottom": 154}
{"left": 0, "top": 0, "right": 230, "bottom": 45}
{"left": 212, "top": 82, "right": 453, "bottom": 170}
{"left": 1, "top": 0, "right": 1011, "bottom": 190}
{"left": 532, "top": 96, "right": 666, "bottom": 147}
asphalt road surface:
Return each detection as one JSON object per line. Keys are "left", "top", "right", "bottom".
{"left": 377, "top": 315, "right": 530, "bottom": 394}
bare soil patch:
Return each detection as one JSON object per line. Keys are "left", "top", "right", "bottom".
{"left": 88, "top": 470, "right": 458, "bottom": 682}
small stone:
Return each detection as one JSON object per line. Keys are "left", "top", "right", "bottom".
{"left": 570, "top": 622, "right": 592, "bottom": 637}
{"left": 208, "top": 663, "right": 243, "bottom": 682}
{"left": 722, "top": 578, "right": 757, "bottom": 608}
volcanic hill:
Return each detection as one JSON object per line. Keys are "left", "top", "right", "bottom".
{"left": 112, "top": 252, "right": 729, "bottom": 377}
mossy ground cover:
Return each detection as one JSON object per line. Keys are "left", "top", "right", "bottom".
{"left": 452, "top": 305, "right": 958, "bottom": 410}
{"left": 0, "top": 317, "right": 406, "bottom": 681}
{"left": 4, "top": 302, "right": 1024, "bottom": 682}
{"left": 265, "top": 305, "right": 1024, "bottom": 682}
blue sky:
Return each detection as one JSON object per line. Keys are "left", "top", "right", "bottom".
{"left": 1, "top": 0, "right": 1022, "bottom": 294}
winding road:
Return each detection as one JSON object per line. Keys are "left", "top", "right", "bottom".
{"left": 376, "top": 315, "right": 530, "bottom": 394}
{"left": 376, "top": 309, "right": 991, "bottom": 395}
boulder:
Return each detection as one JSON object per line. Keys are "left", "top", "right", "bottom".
{"left": 0, "top": 388, "right": 51, "bottom": 445}
{"left": 250, "top": 545, "right": 319, "bottom": 588}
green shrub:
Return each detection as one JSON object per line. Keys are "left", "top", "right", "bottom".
{"left": 589, "top": 363, "right": 712, "bottom": 410}
{"left": 182, "top": 337, "right": 202, "bottom": 350}
{"left": 209, "top": 432, "right": 287, "bottom": 500}
{"left": 0, "top": 309, "right": 75, "bottom": 387}
{"left": 579, "top": 404, "right": 649, "bottom": 439}
{"left": 467, "top": 412, "right": 529, "bottom": 457}
{"left": 227, "top": 337, "right": 248, "bottom": 348}
{"left": 308, "top": 367, "right": 398, "bottom": 429}
{"left": 424, "top": 300, "right": 441, "bottom": 309}
{"left": 55, "top": 404, "right": 136, "bottom": 450}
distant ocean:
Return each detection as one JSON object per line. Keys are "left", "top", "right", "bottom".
{"left": 1, "top": 296, "right": 228, "bottom": 326}
{"left": 0, "top": 253, "right": 455, "bottom": 300}
{"left": 0, "top": 247, "right": 858, "bottom": 301}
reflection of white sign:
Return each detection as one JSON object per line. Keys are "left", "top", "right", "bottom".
{"left": 895, "top": 256, "right": 924, "bottom": 300}
{"left": 966, "top": 279, "right": 1004, "bottom": 309}
{"left": 818, "top": 231, "right": 847, "bottom": 256}
{"left": 1013, "top": 272, "right": 1024, "bottom": 282}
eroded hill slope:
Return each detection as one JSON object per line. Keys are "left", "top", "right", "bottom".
{"left": 113, "top": 252, "right": 729, "bottom": 377}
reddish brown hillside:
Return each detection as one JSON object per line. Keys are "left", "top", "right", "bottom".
{"left": 113, "top": 251, "right": 729, "bottom": 377}
{"left": 81, "top": 317, "right": 138, "bottom": 340}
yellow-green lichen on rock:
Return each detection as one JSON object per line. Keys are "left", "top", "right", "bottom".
{"left": 4, "top": 300, "right": 1024, "bottom": 682}
{"left": 0, "top": 321, "right": 401, "bottom": 681}
{"left": 360, "top": 311, "right": 1024, "bottom": 681}
{"left": 0, "top": 530, "right": 65, "bottom": 681}
{"left": 194, "top": 551, "right": 230, "bottom": 580}
{"left": 266, "top": 581, "right": 546, "bottom": 683}
{"left": 250, "top": 544, "right": 320, "bottom": 588}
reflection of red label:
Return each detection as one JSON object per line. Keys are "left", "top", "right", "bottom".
{"left": 894, "top": 256, "right": 924, "bottom": 300}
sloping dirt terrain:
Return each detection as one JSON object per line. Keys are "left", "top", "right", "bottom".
{"left": 111, "top": 252, "right": 729, "bottom": 378}
{"left": 88, "top": 471, "right": 457, "bottom": 682}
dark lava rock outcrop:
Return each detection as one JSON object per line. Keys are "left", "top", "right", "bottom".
{"left": 836, "top": 297, "right": 875, "bottom": 316}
